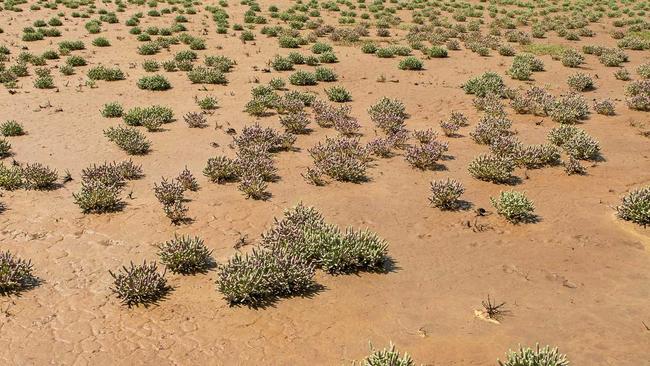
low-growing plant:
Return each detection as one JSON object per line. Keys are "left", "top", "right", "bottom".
{"left": 21, "top": 163, "right": 58, "bottom": 190}
{"left": 616, "top": 186, "right": 650, "bottom": 226}
{"left": 157, "top": 235, "right": 213, "bottom": 274}
{"left": 196, "top": 96, "right": 218, "bottom": 110}
{"left": 357, "top": 343, "right": 415, "bottom": 366}
{"left": 626, "top": 80, "right": 650, "bottom": 111}
{"left": 203, "top": 156, "right": 238, "bottom": 183}
{"left": 429, "top": 179, "right": 465, "bottom": 210}
{"left": 463, "top": 72, "right": 506, "bottom": 97}
{"left": 593, "top": 99, "right": 615, "bottom": 115}
{"left": 405, "top": 140, "right": 448, "bottom": 170}
{"left": 325, "top": 86, "right": 352, "bottom": 102}
{"left": 498, "top": 344, "right": 569, "bottom": 366}
{"left": 567, "top": 73, "right": 595, "bottom": 91}
{"left": 137, "top": 75, "right": 171, "bottom": 90}
{"left": 491, "top": 191, "right": 536, "bottom": 223}
{"left": 1, "top": 120, "right": 25, "bottom": 136}
{"left": 104, "top": 126, "right": 151, "bottom": 155}
{"left": 216, "top": 247, "right": 316, "bottom": 305}
{"left": 101, "top": 102, "right": 123, "bottom": 118}
{"left": 398, "top": 56, "right": 423, "bottom": 70}
{"left": 183, "top": 112, "right": 207, "bottom": 128}
{"left": 109, "top": 261, "right": 169, "bottom": 306}
{"left": 289, "top": 70, "right": 317, "bottom": 86}
{"left": 309, "top": 136, "right": 369, "bottom": 182}
{"left": 468, "top": 154, "right": 515, "bottom": 184}
{"left": 368, "top": 97, "right": 408, "bottom": 134}
{"left": 0, "top": 251, "right": 36, "bottom": 295}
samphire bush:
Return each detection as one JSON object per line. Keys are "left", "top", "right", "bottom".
{"left": 616, "top": 186, "right": 650, "bottom": 226}
{"left": 137, "top": 74, "right": 171, "bottom": 90}
{"left": 463, "top": 72, "right": 506, "bottom": 97}
{"left": 309, "top": 136, "right": 369, "bottom": 182}
{"left": 109, "top": 261, "right": 169, "bottom": 306}
{"left": 491, "top": 191, "right": 536, "bottom": 223}
{"left": 104, "top": 125, "right": 151, "bottom": 155}
{"left": 217, "top": 203, "right": 390, "bottom": 305}
{"left": 368, "top": 97, "right": 408, "bottom": 134}
{"left": 357, "top": 343, "right": 415, "bottom": 366}
{"left": 547, "top": 125, "right": 600, "bottom": 160}
{"left": 498, "top": 344, "right": 569, "bottom": 366}
{"left": 429, "top": 178, "right": 465, "bottom": 210}
{"left": 468, "top": 154, "right": 515, "bottom": 184}
{"left": 0, "top": 251, "right": 36, "bottom": 295}
{"left": 157, "top": 235, "right": 213, "bottom": 274}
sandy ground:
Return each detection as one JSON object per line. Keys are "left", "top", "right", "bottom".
{"left": 1, "top": 1, "right": 649, "bottom": 365}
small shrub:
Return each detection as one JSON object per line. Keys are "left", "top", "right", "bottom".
{"left": 104, "top": 126, "right": 151, "bottom": 155}
{"left": 325, "top": 86, "right": 352, "bottom": 102}
{"left": 398, "top": 56, "right": 423, "bottom": 70}
{"left": 468, "top": 154, "right": 515, "bottom": 184}
{"left": 74, "top": 179, "right": 123, "bottom": 213}
{"left": 0, "top": 251, "right": 36, "bottom": 295}
{"left": 593, "top": 99, "right": 615, "bottom": 115}
{"left": 463, "top": 72, "right": 506, "bottom": 97}
{"left": 626, "top": 80, "right": 650, "bottom": 111}
{"left": 368, "top": 97, "right": 408, "bottom": 134}
{"left": 101, "top": 102, "right": 123, "bottom": 118}
{"left": 289, "top": 70, "right": 317, "bottom": 86}
{"left": 358, "top": 343, "right": 415, "bottom": 366}
{"left": 203, "top": 156, "right": 238, "bottom": 183}
{"left": 21, "top": 163, "right": 57, "bottom": 190}
{"left": 157, "top": 235, "right": 213, "bottom": 274}
{"left": 197, "top": 96, "right": 218, "bottom": 110}
{"left": 429, "top": 46, "right": 448, "bottom": 58}
{"left": 309, "top": 137, "right": 369, "bottom": 182}
{"left": 567, "top": 73, "right": 594, "bottom": 91}
{"left": 137, "top": 75, "right": 171, "bottom": 90}
{"left": 1, "top": 120, "right": 25, "bottom": 136}
{"left": 405, "top": 140, "right": 448, "bottom": 170}
{"left": 87, "top": 65, "right": 125, "bottom": 81}
{"left": 491, "top": 191, "right": 536, "bottom": 223}
{"left": 216, "top": 248, "right": 316, "bottom": 305}
{"left": 429, "top": 179, "right": 465, "bottom": 210}
{"left": 616, "top": 187, "right": 650, "bottom": 226}
{"left": 498, "top": 344, "right": 569, "bottom": 366}
{"left": 109, "top": 261, "right": 169, "bottom": 306}
{"left": 561, "top": 49, "right": 585, "bottom": 68}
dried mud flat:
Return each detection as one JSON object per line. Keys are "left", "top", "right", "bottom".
{"left": 0, "top": 0, "right": 649, "bottom": 365}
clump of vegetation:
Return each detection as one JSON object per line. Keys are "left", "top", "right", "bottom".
{"left": 549, "top": 93, "right": 589, "bottom": 124}
{"left": 547, "top": 125, "right": 600, "bottom": 160}
{"left": 626, "top": 80, "right": 650, "bottom": 111}
{"left": 0, "top": 251, "right": 36, "bottom": 295}
{"left": 405, "top": 140, "right": 448, "bottom": 170}
{"left": 309, "top": 136, "right": 369, "bottom": 183}
{"left": 560, "top": 49, "right": 585, "bottom": 68}
{"left": 203, "top": 156, "right": 238, "bottom": 183}
{"left": 137, "top": 75, "right": 171, "bottom": 90}
{"left": 1, "top": 120, "right": 25, "bottom": 136}
{"left": 498, "top": 344, "right": 569, "bottom": 366}
{"left": 325, "top": 86, "right": 352, "bottom": 102}
{"left": 616, "top": 187, "right": 650, "bottom": 226}
{"left": 157, "top": 235, "right": 213, "bottom": 274}
{"left": 196, "top": 96, "right": 219, "bottom": 110}
{"left": 368, "top": 97, "right": 408, "bottom": 134}
{"left": 262, "top": 203, "right": 389, "bottom": 275}
{"left": 463, "top": 72, "right": 506, "bottom": 97}
{"left": 357, "top": 343, "right": 415, "bottom": 366}
{"left": 491, "top": 191, "right": 536, "bottom": 223}
{"left": 87, "top": 66, "right": 125, "bottom": 81}
{"left": 468, "top": 154, "right": 515, "bottom": 184}
{"left": 567, "top": 73, "right": 594, "bottom": 91}
{"left": 217, "top": 248, "right": 316, "bottom": 305}
{"left": 21, "top": 163, "right": 58, "bottom": 190}
{"left": 101, "top": 102, "right": 124, "bottom": 118}
{"left": 429, "top": 179, "right": 465, "bottom": 210}
{"left": 183, "top": 112, "right": 207, "bottom": 128}
{"left": 104, "top": 126, "right": 151, "bottom": 155}
{"left": 109, "top": 261, "right": 169, "bottom": 306}
{"left": 593, "top": 99, "right": 615, "bottom": 115}
{"left": 398, "top": 56, "right": 423, "bottom": 70}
